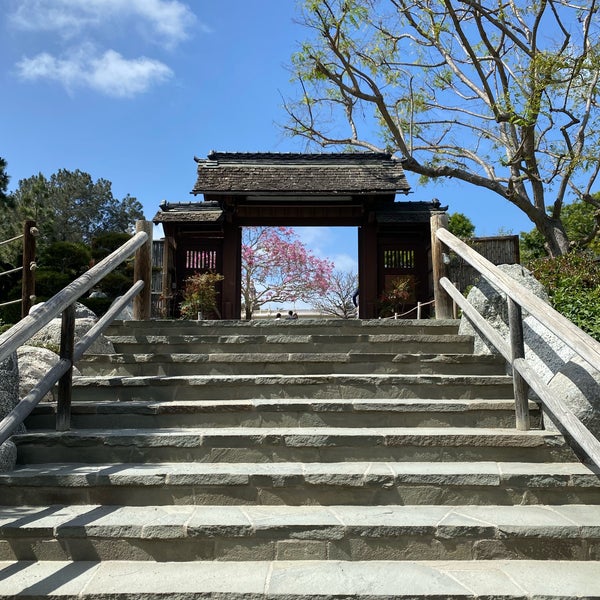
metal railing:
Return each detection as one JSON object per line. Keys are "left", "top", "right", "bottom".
{"left": 0, "top": 225, "right": 152, "bottom": 446}
{"left": 436, "top": 227, "right": 600, "bottom": 468}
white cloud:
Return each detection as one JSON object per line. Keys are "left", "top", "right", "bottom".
{"left": 17, "top": 46, "right": 173, "bottom": 98}
{"left": 331, "top": 254, "right": 358, "bottom": 273}
{"left": 9, "top": 0, "right": 197, "bottom": 47}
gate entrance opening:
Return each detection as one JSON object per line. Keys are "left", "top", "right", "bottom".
{"left": 153, "top": 152, "right": 447, "bottom": 319}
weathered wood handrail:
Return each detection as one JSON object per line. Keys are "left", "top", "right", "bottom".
{"left": 0, "top": 230, "right": 148, "bottom": 364}
{"left": 436, "top": 228, "right": 600, "bottom": 370}
{"left": 436, "top": 227, "right": 600, "bottom": 468}
{"left": 0, "top": 283, "right": 144, "bottom": 446}
{"left": 0, "top": 224, "right": 152, "bottom": 445}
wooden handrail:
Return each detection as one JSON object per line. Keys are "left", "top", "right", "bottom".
{"left": 0, "top": 223, "right": 152, "bottom": 445}
{"left": 436, "top": 227, "right": 600, "bottom": 371}
{"left": 436, "top": 227, "right": 600, "bottom": 468}
{"left": 0, "top": 230, "right": 148, "bottom": 364}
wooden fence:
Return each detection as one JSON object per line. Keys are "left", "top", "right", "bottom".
{"left": 446, "top": 235, "right": 520, "bottom": 293}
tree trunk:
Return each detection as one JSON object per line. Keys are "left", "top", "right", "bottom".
{"left": 536, "top": 215, "right": 570, "bottom": 257}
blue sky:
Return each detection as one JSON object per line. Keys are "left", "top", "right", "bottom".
{"left": 1, "top": 0, "right": 535, "bottom": 274}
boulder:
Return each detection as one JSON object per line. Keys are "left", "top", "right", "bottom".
{"left": 458, "top": 263, "right": 600, "bottom": 438}
{"left": 548, "top": 355, "right": 600, "bottom": 439}
{"left": 0, "top": 352, "right": 21, "bottom": 471}
{"left": 29, "top": 301, "right": 97, "bottom": 320}
{"left": 458, "top": 264, "right": 550, "bottom": 354}
{"left": 17, "top": 345, "right": 81, "bottom": 403}
{"left": 0, "top": 352, "right": 20, "bottom": 419}
{"left": 28, "top": 302, "right": 114, "bottom": 355}
{"left": 0, "top": 440, "right": 17, "bottom": 472}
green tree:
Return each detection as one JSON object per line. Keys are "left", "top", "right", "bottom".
{"left": 285, "top": 0, "right": 600, "bottom": 257}
{"left": 1, "top": 169, "right": 144, "bottom": 257}
{"left": 0, "top": 157, "right": 10, "bottom": 206}
{"left": 448, "top": 213, "right": 475, "bottom": 240}
{"left": 528, "top": 252, "right": 600, "bottom": 342}
{"left": 521, "top": 197, "right": 600, "bottom": 262}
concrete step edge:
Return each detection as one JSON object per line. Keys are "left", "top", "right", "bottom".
{"left": 3, "top": 461, "right": 595, "bottom": 488}
{"left": 2, "top": 504, "right": 599, "bottom": 539}
{"left": 30, "top": 398, "right": 537, "bottom": 415}
{"left": 79, "top": 353, "right": 502, "bottom": 363}
{"left": 12, "top": 426, "right": 565, "bottom": 446}
{"left": 1, "top": 559, "right": 599, "bottom": 597}
{"left": 72, "top": 374, "right": 513, "bottom": 387}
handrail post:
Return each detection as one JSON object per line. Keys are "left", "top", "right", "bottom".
{"left": 508, "top": 297, "right": 530, "bottom": 430}
{"left": 133, "top": 220, "right": 153, "bottom": 320}
{"left": 21, "top": 220, "right": 37, "bottom": 318}
{"left": 56, "top": 303, "right": 75, "bottom": 431}
{"left": 430, "top": 212, "right": 453, "bottom": 319}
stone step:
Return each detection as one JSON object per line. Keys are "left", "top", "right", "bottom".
{"left": 1, "top": 461, "right": 597, "bottom": 507}
{"left": 26, "top": 398, "right": 541, "bottom": 430}
{"left": 71, "top": 373, "right": 515, "bottom": 402}
{"left": 1, "top": 504, "right": 599, "bottom": 562}
{"left": 106, "top": 334, "right": 475, "bottom": 355}
{"left": 3, "top": 559, "right": 600, "bottom": 598}
{"left": 106, "top": 318, "right": 462, "bottom": 338}
{"left": 12, "top": 427, "right": 577, "bottom": 464}
{"left": 76, "top": 352, "right": 506, "bottom": 377}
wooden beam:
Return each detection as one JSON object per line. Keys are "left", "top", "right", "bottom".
{"left": 133, "top": 220, "right": 153, "bottom": 320}
{"left": 430, "top": 212, "right": 453, "bottom": 319}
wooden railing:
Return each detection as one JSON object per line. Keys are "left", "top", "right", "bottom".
{"left": 434, "top": 226, "right": 600, "bottom": 468}
{"left": 0, "top": 220, "right": 38, "bottom": 317}
{"left": 0, "top": 222, "right": 153, "bottom": 446}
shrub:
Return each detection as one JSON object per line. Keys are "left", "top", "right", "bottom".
{"left": 528, "top": 252, "right": 600, "bottom": 341}
{"left": 179, "top": 272, "right": 224, "bottom": 319}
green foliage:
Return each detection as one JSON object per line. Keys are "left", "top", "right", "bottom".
{"left": 34, "top": 270, "right": 73, "bottom": 300}
{"left": 99, "top": 271, "right": 132, "bottom": 297}
{"left": 286, "top": 0, "right": 600, "bottom": 256}
{"left": 448, "top": 213, "right": 475, "bottom": 239}
{"left": 378, "top": 276, "right": 415, "bottom": 318}
{"left": 528, "top": 252, "right": 600, "bottom": 341}
{"left": 0, "top": 169, "right": 144, "bottom": 264}
{"left": 520, "top": 228, "right": 547, "bottom": 262}
{"left": 91, "top": 232, "right": 132, "bottom": 260}
{"left": 0, "top": 157, "right": 10, "bottom": 205}
{"left": 520, "top": 197, "right": 600, "bottom": 260}
{"left": 80, "top": 296, "right": 113, "bottom": 317}
{"left": 38, "top": 242, "right": 91, "bottom": 275}
{"left": 180, "top": 272, "right": 224, "bottom": 319}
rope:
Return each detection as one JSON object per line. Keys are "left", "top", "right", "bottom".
{"left": 0, "top": 233, "right": 24, "bottom": 247}
{"left": 382, "top": 298, "right": 436, "bottom": 320}
{"left": 0, "top": 266, "right": 23, "bottom": 277}
{"left": 0, "top": 298, "right": 21, "bottom": 308}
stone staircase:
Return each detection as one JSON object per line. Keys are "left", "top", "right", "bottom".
{"left": 1, "top": 318, "right": 599, "bottom": 598}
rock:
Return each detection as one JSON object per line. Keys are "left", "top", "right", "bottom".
{"left": 0, "top": 352, "right": 20, "bottom": 418}
{"left": 17, "top": 345, "right": 81, "bottom": 403}
{"left": 29, "top": 301, "right": 97, "bottom": 320}
{"left": 113, "top": 298, "right": 134, "bottom": 321}
{"left": 0, "top": 440, "right": 17, "bottom": 472}
{"left": 548, "top": 355, "right": 600, "bottom": 439}
{"left": 28, "top": 301, "right": 114, "bottom": 356}
{"left": 0, "top": 352, "right": 21, "bottom": 471}
{"left": 458, "top": 263, "right": 599, "bottom": 439}
{"left": 459, "top": 264, "right": 549, "bottom": 355}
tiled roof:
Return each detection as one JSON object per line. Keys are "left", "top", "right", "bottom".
{"left": 153, "top": 201, "right": 223, "bottom": 223}
{"left": 192, "top": 152, "right": 411, "bottom": 196}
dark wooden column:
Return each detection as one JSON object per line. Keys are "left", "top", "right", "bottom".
{"left": 358, "top": 221, "right": 379, "bottom": 319}
{"left": 221, "top": 221, "right": 241, "bottom": 319}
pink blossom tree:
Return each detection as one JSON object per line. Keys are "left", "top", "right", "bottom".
{"left": 242, "top": 226, "right": 333, "bottom": 319}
